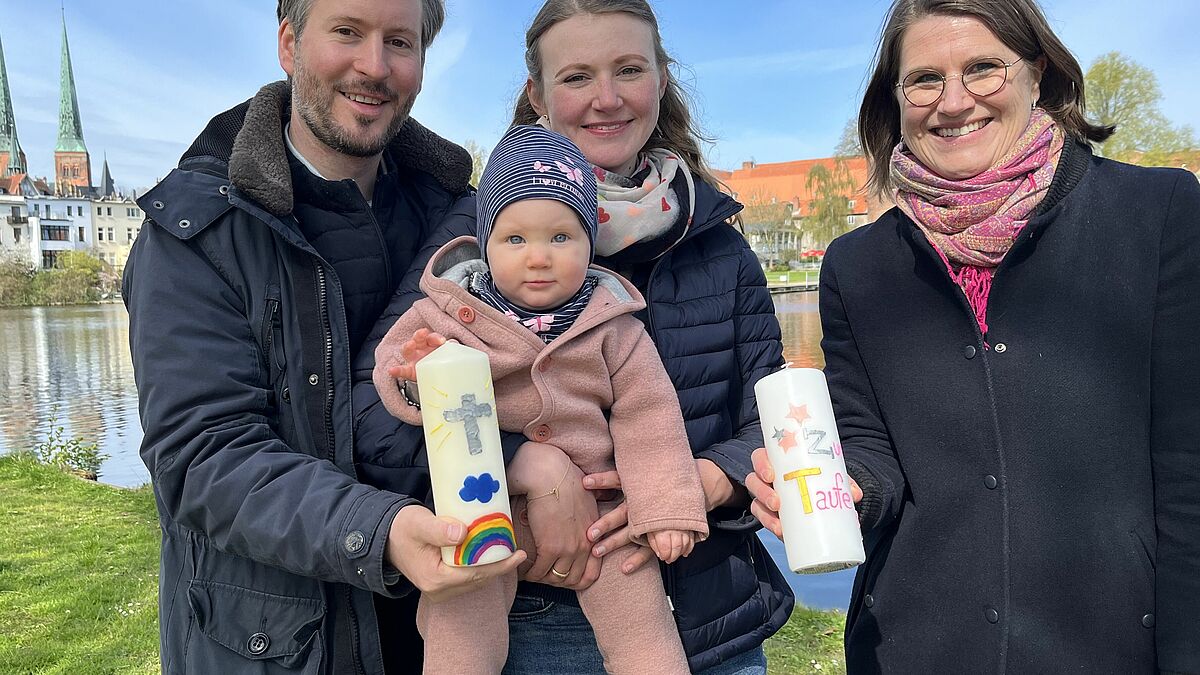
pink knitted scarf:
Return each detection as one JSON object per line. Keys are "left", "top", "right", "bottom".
{"left": 891, "top": 108, "right": 1064, "bottom": 337}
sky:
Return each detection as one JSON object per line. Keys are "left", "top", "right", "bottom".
{"left": 2, "top": 0, "right": 1198, "bottom": 192}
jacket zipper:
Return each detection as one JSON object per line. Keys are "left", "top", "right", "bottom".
{"left": 315, "top": 264, "right": 336, "bottom": 462}
{"left": 260, "top": 297, "right": 279, "bottom": 375}
{"left": 316, "top": 262, "right": 364, "bottom": 675}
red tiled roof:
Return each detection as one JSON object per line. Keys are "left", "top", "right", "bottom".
{"left": 720, "top": 155, "right": 890, "bottom": 219}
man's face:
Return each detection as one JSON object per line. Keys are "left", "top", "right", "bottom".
{"left": 278, "top": 0, "right": 425, "bottom": 158}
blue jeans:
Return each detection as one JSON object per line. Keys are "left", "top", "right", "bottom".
{"left": 502, "top": 595, "right": 768, "bottom": 675}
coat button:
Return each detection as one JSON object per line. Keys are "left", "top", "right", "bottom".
{"left": 281, "top": 387, "right": 290, "bottom": 403}
{"left": 344, "top": 530, "right": 365, "bottom": 554}
{"left": 964, "top": 345, "right": 977, "bottom": 359}
{"left": 985, "top": 608, "right": 999, "bottom": 623}
{"left": 247, "top": 632, "right": 270, "bottom": 655}
{"left": 308, "top": 373, "right": 319, "bottom": 386}
{"left": 457, "top": 306, "right": 476, "bottom": 323}
{"left": 864, "top": 594, "right": 875, "bottom": 608}
{"left": 984, "top": 475, "right": 998, "bottom": 490}
{"left": 538, "top": 357, "right": 551, "bottom": 372}
{"left": 533, "top": 424, "right": 551, "bottom": 441}
{"left": 1141, "top": 613, "right": 1155, "bottom": 628}
{"left": 994, "top": 343, "right": 1007, "bottom": 353}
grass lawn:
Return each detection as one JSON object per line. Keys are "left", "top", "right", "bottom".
{"left": 0, "top": 454, "right": 846, "bottom": 674}
{"left": 765, "top": 268, "right": 822, "bottom": 286}
{"left": 0, "top": 454, "right": 159, "bottom": 674}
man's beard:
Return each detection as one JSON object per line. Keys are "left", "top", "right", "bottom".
{"left": 292, "top": 57, "right": 414, "bottom": 158}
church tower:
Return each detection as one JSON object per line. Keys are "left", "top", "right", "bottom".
{"left": 54, "top": 14, "right": 91, "bottom": 196}
{"left": 0, "top": 31, "right": 27, "bottom": 177}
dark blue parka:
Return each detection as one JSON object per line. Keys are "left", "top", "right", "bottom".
{"left": 352, "top": 175, "right": 795, "bottom": 671}
{"left": 124, "top": 82, "right": 474, "bottom": 675}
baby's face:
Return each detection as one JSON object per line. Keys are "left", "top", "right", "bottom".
{"left": 486, "top": 199, "right": 590, "bottom": 311}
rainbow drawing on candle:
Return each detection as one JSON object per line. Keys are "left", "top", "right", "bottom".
{"left": 454, "top": 512, "right": 516, "bottom": 565}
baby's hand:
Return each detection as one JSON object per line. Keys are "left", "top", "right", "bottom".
{"left": 647, "top": 529, "right": 695, "bottom": 564}
{"left": 386, "top": 328, "right": 449, "bottom": 382}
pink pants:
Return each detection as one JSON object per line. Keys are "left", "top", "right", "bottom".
{"left": 416, "top": 509, "right": 689, "bottom": 674}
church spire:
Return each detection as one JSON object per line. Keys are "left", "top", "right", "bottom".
{"left": 99, "top": 155, "right": 115, "bottom": 196}
{"left": 56, "top": 13, "right": 87, "bottom": 153}
{"left": 54, "top": 11, "right": 91, "bottom": 195}
{"left": 0, "top": 30, "right": 27, "bottom": 176}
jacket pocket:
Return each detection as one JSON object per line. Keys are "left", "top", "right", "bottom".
{"left": 259, "top": 288, "right": 287, "bottom": 387}
{"left": 186, "top": 579, "right": 325, "bottom": 673}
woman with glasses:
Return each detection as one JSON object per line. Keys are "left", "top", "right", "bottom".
{"left": 746, "top": 0, "right": 1200, "bottom": 671}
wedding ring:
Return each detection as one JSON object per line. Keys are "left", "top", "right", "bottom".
{"left": 550, "top": 568, "right": 569, "bottom": 579}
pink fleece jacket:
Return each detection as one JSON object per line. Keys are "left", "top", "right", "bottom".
{"left": 374, "top": 236, "right": 708, "bottom": 539}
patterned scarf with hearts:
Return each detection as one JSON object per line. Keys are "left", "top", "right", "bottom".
{"left": 592, "top": 148, "right": 697, "bottom": 257}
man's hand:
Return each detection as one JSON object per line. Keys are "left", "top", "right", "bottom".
{"left": 385, "top": 504, "right": 525, "bottom": 602}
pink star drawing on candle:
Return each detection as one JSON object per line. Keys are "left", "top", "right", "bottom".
{"left": 786, "top": 403, "right": 811, "bottom": 426}
{"left": 777, "top": 428, "right": 798, "bottom": 452}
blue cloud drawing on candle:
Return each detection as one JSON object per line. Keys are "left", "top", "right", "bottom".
{"left": 460, "top": 473, "right": 501, "bottom": 503}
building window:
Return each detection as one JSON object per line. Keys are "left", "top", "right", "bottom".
{"left": 42, "top": 225, "right": 69, "bottom": 241}
{"left": 107, "top": 227, "right": 114, "bottom": 241}
{"left": 97, "top": 206, "right": 102, "bottom": 215}
{"left": 127, "top": 207, "right": 138, "bottom": 218}
{"left": 12, "top": 228, "right": 19, "bottom": 243}
{"left": 97, "top": 228, "right": 104, "bottom": 242}
{"left": 127, "top": 228, "right": 134, "bottom": 243}
{"left": 66, "top": 205, "right": 73, "bottom": 217}
{"left": 42, "top": 250, "right": 60, "bottom": 269}
{"left": 78, "top": 226, "right": 85, "bottom": 242}
{"left": 107, "top": 207, "right": 112, "bottom": 216}
{"left": 32, "top": 203, "right": 39, "bottom": 216}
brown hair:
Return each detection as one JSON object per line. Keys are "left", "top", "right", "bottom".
{"left": 859, "top": 0, "right": 1114, "bottom": 195}
{"left": 511, "top": 0, "right": 721, "bottom": 188}
{"left": 276, "top": 0, "right": 445, "bottom": 56}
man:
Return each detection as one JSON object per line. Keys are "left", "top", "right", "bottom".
{"left": 123, "top": 1, "right": 522, "bottom": 672}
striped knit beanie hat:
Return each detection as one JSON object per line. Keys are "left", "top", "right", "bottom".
{"left": 476, "top": 125, "right": 598, "bottom": 263}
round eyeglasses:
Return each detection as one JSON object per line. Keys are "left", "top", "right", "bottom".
{"left": 896, "top": 57, "right": 1024, "bottom": 107}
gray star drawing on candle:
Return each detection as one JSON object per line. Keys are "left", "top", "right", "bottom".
{"left": 443, "top": 393, "right": 493, "bottom": 455}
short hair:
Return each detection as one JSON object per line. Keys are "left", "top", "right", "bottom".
{"left": 859, "top": 0, "right": 1114, "bottom": 195}
{"left": 276, "top": 0, "right": 445, "bottom": 55}
{"left": 511, "top": 0, "right": 721, "bottom": 188}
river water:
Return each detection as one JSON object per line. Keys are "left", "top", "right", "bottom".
{"left": 0, "top": 294, "right": 855, "bottom": 609}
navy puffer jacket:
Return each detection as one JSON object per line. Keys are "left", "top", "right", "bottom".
{"left": 352, "top": 177, "right": 793, "bottom": 671}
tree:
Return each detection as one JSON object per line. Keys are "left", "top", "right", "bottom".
{"left": 463, "top": 140, "right": 489, "bottom": 187}
{"left": 803, "top": 160, "right": 857, "bottom": 249}
{"left": 737, "top": 188, "right": 796, "bottom": 267}
{"left": 834, "top": 116, "right": 863, "bottom": 158}
{"left": 1085, "top": 52, "right": 1196, "bottom": 166}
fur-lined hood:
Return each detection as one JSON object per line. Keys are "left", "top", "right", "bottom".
{"left": 179, "top": 80, "right": 472, "bottom": 216}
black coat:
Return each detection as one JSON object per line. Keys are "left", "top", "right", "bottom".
{"left": 352, "top": 178, "right": 794, "bottom": 671}
{"left": 124, "top": 82, "right": 474, "bottom": 674}
{"left": 826, "top": 143, "right": 1200, "bottom": 673}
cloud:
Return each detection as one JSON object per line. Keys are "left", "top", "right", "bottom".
{"left": 459, "top": 472, "right": 501, "bottom": 504}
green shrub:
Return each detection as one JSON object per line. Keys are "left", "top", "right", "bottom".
{"left": 34, "top": 412, "right": 109, "bottom": 479}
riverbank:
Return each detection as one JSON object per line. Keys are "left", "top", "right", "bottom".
{"left": 0, "top": 455, "right": 846, "bottom": 673}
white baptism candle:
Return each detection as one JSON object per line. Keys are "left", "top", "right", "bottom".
{"left": 414, "top": 341, "right": 515, "bottom": 567}
{"left": 754, "top": 367, "right": 865, "bottom": 573}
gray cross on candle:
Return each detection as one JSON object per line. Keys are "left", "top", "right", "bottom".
{"left": 443, "top": 393, "right": 493, "bottom": 455}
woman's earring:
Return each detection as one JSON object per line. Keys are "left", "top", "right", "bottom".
{"left": 540, "top": 114, "right": 550, "bottom": 125}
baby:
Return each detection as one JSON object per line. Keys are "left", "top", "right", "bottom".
{"left": 373, "top": 125, "right": 707, "bottom": 674}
